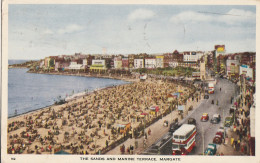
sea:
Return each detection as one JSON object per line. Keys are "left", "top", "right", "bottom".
{"left": 8, "top": 60, "right": 130, "bottom": 118}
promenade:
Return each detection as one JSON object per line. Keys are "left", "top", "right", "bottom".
{"left": 106, "top": 94, "right": 203, "bottom": 155}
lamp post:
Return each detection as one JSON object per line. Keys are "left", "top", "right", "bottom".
{"left": 202, "top": 127, "right": 205, "bottom": 155}
{"left": 223, "top": 108, "right": 225, "bottom": 143}
{"left": 171, "top": 101, "right": 173, "bottom": 123}
{"left": 94, "top": 136, "right": 97, "bottom": 154}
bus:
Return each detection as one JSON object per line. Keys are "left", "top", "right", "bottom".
{"left": 208, "top": 83, "right": 214, "bottom": 94}
{"left": 172, "top": 124, "right": 196, "bottom": 155}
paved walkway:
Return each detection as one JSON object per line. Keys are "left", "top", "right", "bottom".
{"left": 216, "top": 95, "right": 251, "bottom": 156}
{"left": 106, "top": 94, "right": 203, "bottom": 155}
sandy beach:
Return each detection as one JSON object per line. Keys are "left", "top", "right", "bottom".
{"left": 7, "top": 76, "right": 196, "bottom": 155}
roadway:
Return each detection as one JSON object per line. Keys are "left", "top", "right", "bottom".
{"left": 142, "top": 77, "right": 239, "bottom": 155}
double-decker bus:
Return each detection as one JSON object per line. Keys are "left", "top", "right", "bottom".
{"left": 172, "top": 124, "right": 196, "bottom": 155}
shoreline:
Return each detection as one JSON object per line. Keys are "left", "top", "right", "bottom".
{"left": 8, "top": 81, "right": 134, "bottom": 121}
{"left": 8, "top": 68, "right": 136, "bottom": 120}
{"left": 27, "top": 70, "right": 138, "bottom": 83}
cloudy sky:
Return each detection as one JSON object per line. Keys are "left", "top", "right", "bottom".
{"left": 8, "top": 5, "right": 256, "bottom": 59}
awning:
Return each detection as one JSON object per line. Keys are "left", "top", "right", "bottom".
{"left": 54, "top": 150, "right": 70, "bottom": 155}
{"left": 178, "top": 105, "right": 184, "bottom": 111}
{"left": 150, "top": 106, "right": 159, "bottom": 112}
{"left": 117, "top": 124, "right": 126, "bottom": 128}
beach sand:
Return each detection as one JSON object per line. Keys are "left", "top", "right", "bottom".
{"left": 7, "top": 79, "right": 196, "bottom": 155}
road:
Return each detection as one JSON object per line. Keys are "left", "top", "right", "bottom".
{"left": 142, "top": 77, "right": 239, "bottom": 155}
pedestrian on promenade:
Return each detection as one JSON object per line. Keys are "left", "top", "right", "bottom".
{"left": 148, "top": 128, "right": 151, "bottom": 135}
{"left": 234, "top": 140, "right": 237, "bottom": 150}
{"left": 129, "top": 130, "right": 132, "bottom": 139}
{"left": 130, "top": 145, "right": 134, "bottom": 154}
{"left": 120, "top": 144, "right": 125, "bottom": 154}
{"left": 143, "top": 139, "right": 147, "bottom": 148}
{"left": 106, "top": 140, "right": 108, "bottom": 148}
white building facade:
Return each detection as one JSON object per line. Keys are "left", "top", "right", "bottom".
{"left": 134, "top": 59, "right": 144, "bottom": 69}
{"left": 145, "top": 58, "right": 156, "bottom": 69}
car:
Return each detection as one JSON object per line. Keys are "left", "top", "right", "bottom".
{"left": 169, "top": 122, "right": 180, "bottom": 133}
{"left": 217, "top": 128, "right": 226, "bottom": 137}
{"left": 201, "top": 113, "right": 209, "bottom": 122}
{"left": 224, "top": 116, "right": 234, "bottom": 127}
{"left": 204, "top": 94, "right": 209, "bottom": 99}
{"left": 187, "top": 118, "right": 196, "bottom": 125}
{"left": 204, "top": 144, "right": 217, "bottom": 155}
{"left": 213, "top": 132, "right": 223, "bottom": 144}
{"left": 210, "top": 114, "right": 221, "bottom": 124}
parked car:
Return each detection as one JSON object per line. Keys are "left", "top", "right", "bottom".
{"left": 224, "top": 116, "right": 233, "bottom": 127}
{"left": 169, "top": 122, "right": 180, "bottom": 133}
{"left": 201, "top": 113, "right": 209, "bottom": 122}
{"left": 210, "top": 114, "right": 221, "bottom": 124}
{"left": 213, "top": 132, "right": 223, "bottom": 144}
{"left": 187, "top": 118, "right": 196, "bottom": 125}
{"left": 204, "top": 94, "right": 209, "bottom": 99}
{"left": 204, "top": 143, "right": 217, "bottom": 155}
{"left": 217, "top": 128, "right": 226, "bottom": 137}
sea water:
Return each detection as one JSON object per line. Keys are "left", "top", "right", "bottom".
{"left": 8, "top": 68, "right": 129, "bottom": 118}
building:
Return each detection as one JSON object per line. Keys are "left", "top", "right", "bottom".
{"left": 122, "top": 57, "right": 129, "bottom": 69}
{"left": 214, "top": 45, "right": 226, "bottom": 58}
{"left": 183, "top": 51, "right": 203, "bottom": 67}
{"left": 163, "top": 53, "right": 172, "bottom": 68}
{"left": 226, "top": 55, "right": 240, "bottom": 78}
{"left": 156, "top": 56, "right": 164, "bottom": 68}
{"left": 114, "top": 56, "right": 122, "bottom": 69}
{"left": 44, "top": 57, "right": 56, "bottom": 69}
{"left": 69, "top": 61, "right": 84, "bottom": 71}
{"left": 240, "top": 65, "right": 253, "bottom": 79}
{"left": 206, "top": 51, "right": 214, "bottom": 68}
{"left": 83, "top": 59, "right": 88, "bottom": 66}
{"left": 90, "top": 59, "right": 107, "bottom": 70}
{"left": 134, "top": 59, "right": 144, "bottom": 69}
{"left": 145, "top": 58, "right": 156, "bottom": 69}
{"left": 128, "top": 54, "right": 135, "bottom": 69}
{"left": 216, "top": 55, "right": 228, "bottom": 74}
{"left": 240, "top": 52, "right": 256, "bottom": 69}
{"left": 86, "top": 55, "right": 95, "bottom": 67}
{"left": 169, "top": 61, "right": 178, "bottom": 68}
{"left": 200, "top": 59, "right": 206, "bottom": 80}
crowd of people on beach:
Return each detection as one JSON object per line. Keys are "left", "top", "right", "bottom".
{"left": 7, "top": 80, "right": 193, "bottom": 155}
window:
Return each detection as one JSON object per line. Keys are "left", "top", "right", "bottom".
{"left": 180, "top": 144, "right": 185, "bottom": 148}
{"left": 172, "top": 144, "right": 179, "bottom": 149}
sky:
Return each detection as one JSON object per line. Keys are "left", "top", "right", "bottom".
{"left": 8, "top": 5, "right": 256, "bottom": 60}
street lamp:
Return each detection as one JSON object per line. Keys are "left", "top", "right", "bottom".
{"left": 223, "top": 108, "right": 226, "bottom": 143}
{"left": 202, "top": 127, "right": 204, "bottom": 155}
{"left": 94, "top": 136, "right": 97, "bottom": 154}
